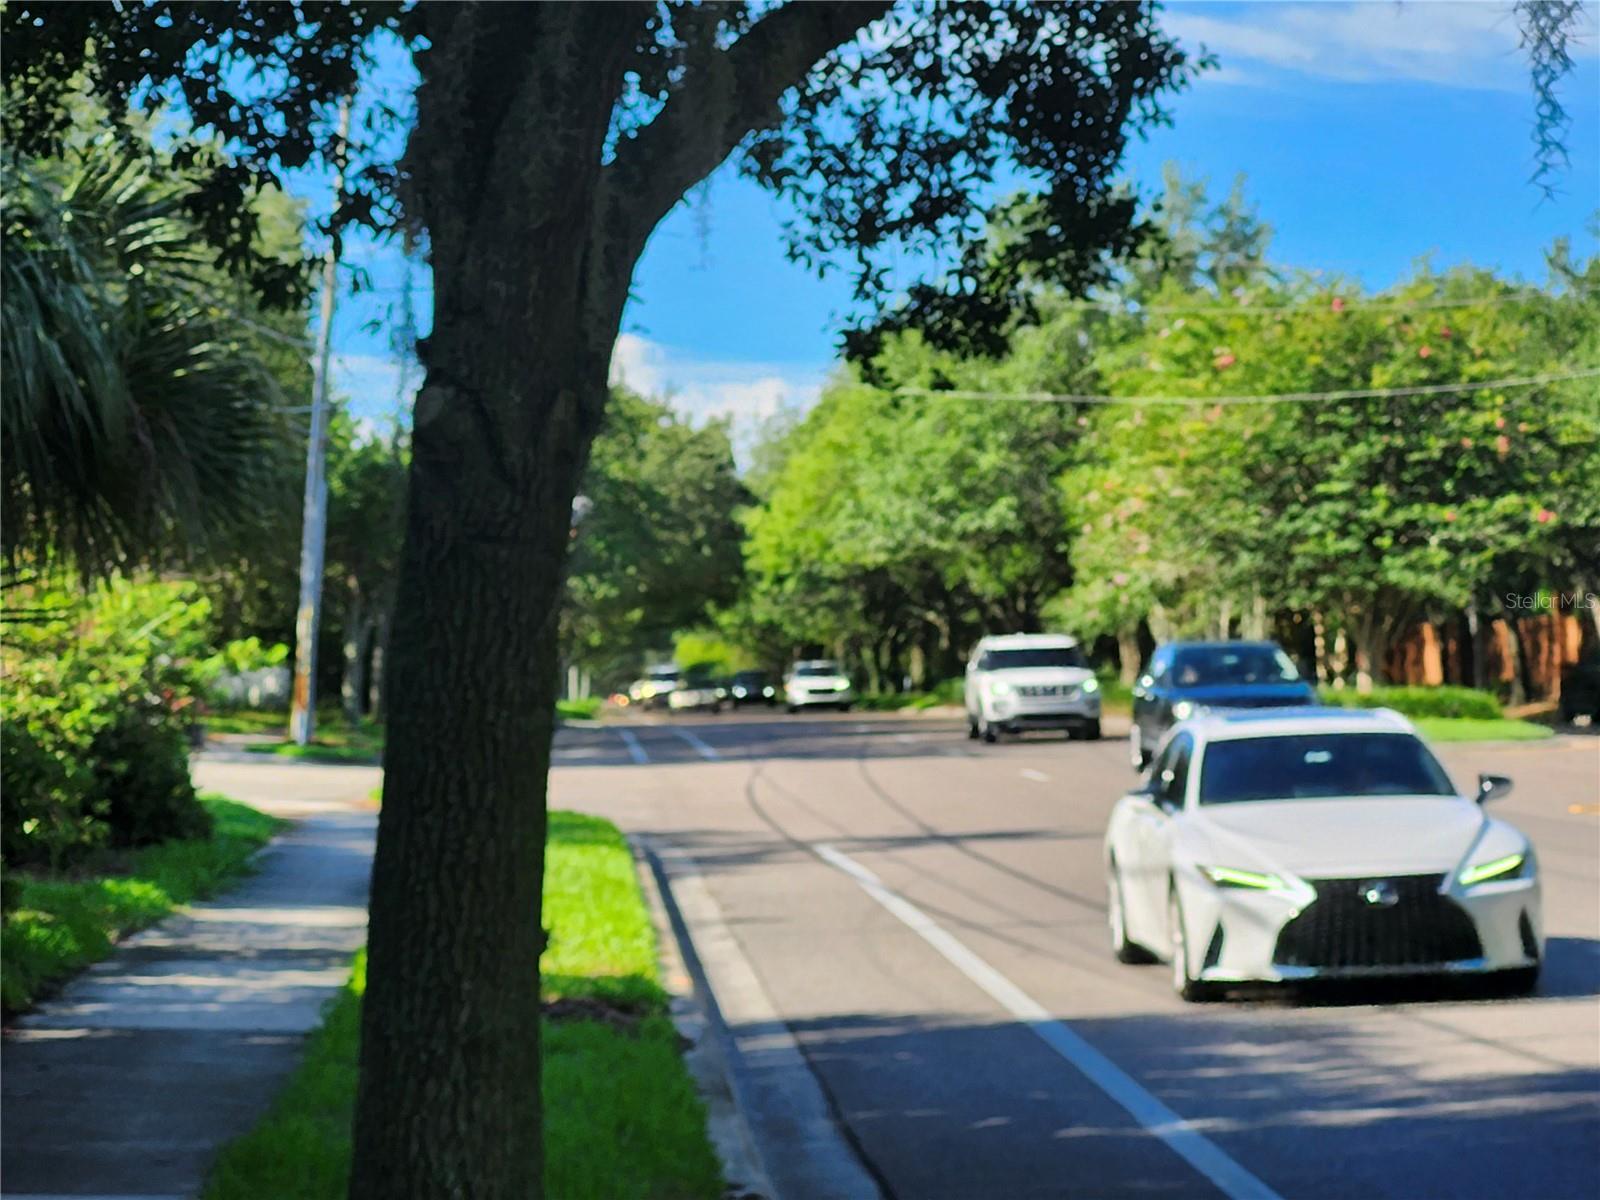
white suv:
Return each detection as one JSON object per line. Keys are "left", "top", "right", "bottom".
{"left": 784, "top": 660, "right": 855, "bottom": 712}
{"left": 964, "top": 633, "right": 1101, "bottom": 743}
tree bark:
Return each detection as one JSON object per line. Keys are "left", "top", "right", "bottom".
{"left": 347, "top": 6, "right": 893, "bottom": 1196}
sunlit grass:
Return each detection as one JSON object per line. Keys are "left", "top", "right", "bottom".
{"left": 1414, "top": 716, "right": 1554, "bottom": 743}
{"left": 203, "top": 810, "right": 720, "bottom": 1200}
{"left": 1, "top": 795, "right": 282, "bottom": 1012}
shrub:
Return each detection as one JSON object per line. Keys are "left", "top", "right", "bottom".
{"left": 2, "top": 577, "right": 215, "bottom": 869}
{"left": 1318, "top": 684, "right": 1502, "bottom": 720}
{"left": 91, "top": 707, "right": 212, "bottom": 847}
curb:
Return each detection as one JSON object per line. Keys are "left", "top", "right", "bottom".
{"left": 632, "top": 838, "right": 774, "bottom": 1200}
{"left": 631, "top": 837, "right": 884, "bottom": 1200}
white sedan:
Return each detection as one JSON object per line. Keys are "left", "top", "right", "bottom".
{"left": 1103, "top": 708, "right": 1542, "bottom": 1000}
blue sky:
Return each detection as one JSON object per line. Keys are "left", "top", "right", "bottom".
{"left": 324, "top": 1, "right": 1600, "bottom": 435}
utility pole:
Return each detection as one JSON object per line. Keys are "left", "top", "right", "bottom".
{"left": 289, "top": 96, "right": 352, "bottom": 747}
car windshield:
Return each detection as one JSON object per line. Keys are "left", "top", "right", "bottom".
{"left": 795, "top": 662, "right": 841, "bottom": 676}
{"left": 1199, "top": 733, "right": 1455, "bottom": 804}
{"left": 734, "top": 671, "right": 767, "bottom": 683}
{"left": 648, "top": 668, "right": 680, "bottom": 682}
{"left": 1170, "top": 646, "right": 1299, "bottom": 687}
{"left": 981, "top": 647, "right": 1085, "bottom": 669}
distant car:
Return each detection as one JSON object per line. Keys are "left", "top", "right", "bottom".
{"left": 1558, "top": 654, "right": 1600, "bottom": 723}
{"left": 628, "top": 664, "right": 682, "bottom": 710}
{"left": 668, "top": 674, "right": 722, "bottom": 714}
{"left": 729, "top": 669, "right": 777, "bottom": 708}
{"left": 785, "top": 660, "right": 854, "bottom": 712}
{"left": 963, "top": 633, "right": 1101, "bottom": 743}
{"left": 1103, "top": 707, "right": 1542, "bottom": 1000}
{"left": 1130, "top": 641, "right": 1315, "bottom": 768}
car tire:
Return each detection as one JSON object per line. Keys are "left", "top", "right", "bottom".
{"left": 786, "top": 703, "right": 798, "bottom": 714}
{"left": 967, "top": 713, "right": 980, "bottom": 740}
{"left": 981, "top": 718, "right": 998, "bottom": 744}
{"left": 1169, "top": 886, "right": 1220, "bottom": 1002}
{"left": 1491, "top": 965, "right": 1540, "bottom": 997}
{"left": 1108, "top": 859, "right": 1157, "bottom": 964}
{"left": 838, "top": 702, "right": 852, "bottom": 713}
{"left": 1082, "top": 719, "right": 1102, "bottom": 742}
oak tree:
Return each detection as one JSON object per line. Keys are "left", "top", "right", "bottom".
{"left": 4, "top": 3, "right": 1200, "bottom": 1194}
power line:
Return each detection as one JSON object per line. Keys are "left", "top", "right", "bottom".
{"left": 892, "top": 366, "right": 1600, "bottom": 408}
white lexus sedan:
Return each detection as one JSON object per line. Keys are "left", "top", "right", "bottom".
{"left": 1103, "top": 708, "right": 1542, "bottom": 1000}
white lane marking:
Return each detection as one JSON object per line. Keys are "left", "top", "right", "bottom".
{"left": 617, "top": 728, "right": 649, "bottom": 765}
{"left": 1020, "top": 768, "right": 1050, "bottom": 783}
{"left": 671, "top": 727, "right": 722, "bottom": 761}
{"left": 813, "top": 843, "right": 1284, "bottom": 1200}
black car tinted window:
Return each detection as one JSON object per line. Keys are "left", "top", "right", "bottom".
{"left": 1200, "top": 733, "right": 1455, "bottom": 804}
{"left": 1169, "top": 646, "right": 1300, "bottom": 687}
{"left": 795, "top": 662, "right": 841, "bottom": 676}
{"left": 979, "top": 647, "right": 1086, "bottom": 670}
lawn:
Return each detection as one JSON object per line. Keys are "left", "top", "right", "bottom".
{"left": 1414, "top": 716, "right": 1555, "bottom": 743}
{"left": 1, "top": 794, "right": 283, "bottom": 1013}
{"left": 203, "top": 810, "right": 722, "bottom": 1200}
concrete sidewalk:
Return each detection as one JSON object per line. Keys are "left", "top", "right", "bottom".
{"left": 2, "top": 756, "right": 379, "bottom": 1200}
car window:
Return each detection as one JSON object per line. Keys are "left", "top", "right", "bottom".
{"left": 1199, "top": 733, "right": 1455, "bottom": 804}
{"left": 1161, "top": 734, "right": 1193, "bottom": 805}
{"left": 1169, "top": 645, "right": 1300, "bottom": 687}
{"left": 795, "top": 662, "right": 842, "bottom": 677}
{"left": 978, "top": 647, "right": 1085, "bottom": 670}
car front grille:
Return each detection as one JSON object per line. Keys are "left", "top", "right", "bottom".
{"left": 1274, "top": 874, "right": 1482, "bottom": 970}
{"left": 1018, "top": 684, "right": 1074, "bottom": 698}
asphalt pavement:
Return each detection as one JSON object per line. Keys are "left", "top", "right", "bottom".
{"left": 553, "top": 710, "right": 1600, "bottom": 1200}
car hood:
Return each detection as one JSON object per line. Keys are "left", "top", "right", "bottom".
{"left": 792, "top": 675, "right": 850, "bottom": 687}
{"left": 1168, "top": 682, "right": 1316, "bottom": 708}
{"left": 984, "top": 667, "right": 1096, "bottom": 687}
{"left": 1183, "top": 796, "right": 1487, "bottom": 878}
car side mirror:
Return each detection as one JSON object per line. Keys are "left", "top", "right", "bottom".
{"left": 1477, "top": 773, "right": 1512, "bottom": 805}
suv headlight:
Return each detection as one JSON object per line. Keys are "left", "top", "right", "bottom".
{"left": 1202, "top": 865, "right": 1285, "bottom": 891}
{"left": 988, "top": 680, "right": 1014, "bottom": 697}
{"left": 1082, "top": 677, "right": 1100, "bottom": 694}
{"left": 1172, "top": 700, "right": 1198, "bottom": 720}
{"left": 1459, "top": 852, "right": 1526, "bottom": 887}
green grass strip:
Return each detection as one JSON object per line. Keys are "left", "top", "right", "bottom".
{"left": 1, "top": 794, "right": 283, "bottom": 1012}
{"left": 203, "top": 810, "right": 721, "bottom": 1200}
{"left": 1413, "top": 716, "right": 1555, "bottom": 742}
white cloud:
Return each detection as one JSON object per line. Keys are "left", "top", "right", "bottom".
{"left": 1166, "top": 1, "right": 1599, "bottom": 92}
{"left": 609, "top": 333, "right": 828, "bottom": 430}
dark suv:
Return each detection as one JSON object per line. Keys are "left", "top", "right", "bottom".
{"left": 1129, "top": 640, "right": 1316, "bottom": 768}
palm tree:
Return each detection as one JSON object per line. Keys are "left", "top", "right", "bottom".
{"left": 2, "top": 132, "right": 304, "bottom": 576}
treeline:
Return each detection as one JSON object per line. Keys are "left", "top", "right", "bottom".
{"left": 2, "top": 97, "right": 408, "bottom": 872}
{"left": 712, "top": 175, "right": 1599, "bottom": 697}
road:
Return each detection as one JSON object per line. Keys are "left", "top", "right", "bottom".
{"left": 551, "top": 710, "right": 1600, "bottom": 1200}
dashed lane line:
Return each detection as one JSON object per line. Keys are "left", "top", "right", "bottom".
{"left": 617, "top": 728, "right": 649, "bottom": 765}
{"left": 672, "top": 727, "right": 722, "bottom": 761}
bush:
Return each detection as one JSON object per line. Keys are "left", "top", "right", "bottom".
{"left": 2, "top": 578, "right": 216, "bottom": 870}
{"left": 91, "top": 708, "right": 212, "bottom": 847}
{"left": 1318, "top": 684, "right": 1502, "bottom": 720}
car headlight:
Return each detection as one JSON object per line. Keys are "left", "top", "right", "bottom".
{"left": 1202, "top": 865, "right": 1285, "bottom": 891}
{"left": 1459, "top": 852, "right": 1526, "bottom": 887}
{"left": 1082, "top": 677, "right": 1100, "bottom": 694}
{"left": 988, "top": 680, "right": 1014, "bottom": 697}
{"left": 1172, "top": 700, "right": 1196, "bottom": 720}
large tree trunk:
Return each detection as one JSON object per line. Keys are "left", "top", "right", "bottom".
{"left": 349, "top": 12, "right": 634, "bottom": 1197}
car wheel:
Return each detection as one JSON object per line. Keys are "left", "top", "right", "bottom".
{"left": 1168, "top": 886, "right": 1220, "bottom": 1002}
{"left": 786, "top": 703, "right": 798, "bottom": 714}
{"left": 967, "top": 713, "right": 980, "bottom": 741}
{"left": 838, "top": 702, "right": 853, "bottom": 713}
{"left": 1108, "top": 859, "right": 1157, "bottom": 964}
{"left": 1082, "top": 719, "right": 1102, "bottom": 742}
{"left": 1491, "top": 965, "right": 1540, "bottom": 997}
{"left": 981, "top": 717, "right": 998, "bottom": 744}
